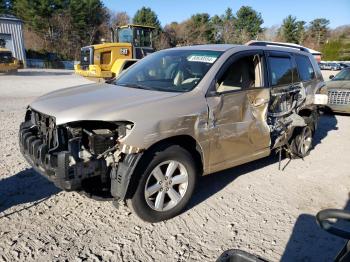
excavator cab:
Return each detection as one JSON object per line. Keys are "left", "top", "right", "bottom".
{"left": 115, "top": 24, "right": 155, "bottom": 59}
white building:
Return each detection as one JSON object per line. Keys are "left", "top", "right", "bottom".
{"left": 0, "top": 15, "right": 26, "bottom": 63}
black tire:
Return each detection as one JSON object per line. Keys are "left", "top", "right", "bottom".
{"left": 290, "top": 117, "right": 315, "bottom": 158}
{"left": 127, "top": 144, "right": 197, "bottom": 222}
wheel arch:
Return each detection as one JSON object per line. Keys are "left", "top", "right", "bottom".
{"left": 298, "top": 106, "right": 318, "bottom": 131}
{"left": 124, "top": 134, "right": 204, "bottom": 199}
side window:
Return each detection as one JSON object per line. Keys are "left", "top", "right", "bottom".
{"left": 217, "top": 54, "right": 263, "bottom": 93}
{"left": 295, "top": 55, "right": 315, "bottom": 81}
{"left": 100, "top": 51, "right": 111, "bottom": 65}
{"left": 268, "top": 56, "right": 298, "bottom": 86}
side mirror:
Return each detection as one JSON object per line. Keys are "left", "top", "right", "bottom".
{"left": 329, "top": 75, "right": 334, "bottom": 80}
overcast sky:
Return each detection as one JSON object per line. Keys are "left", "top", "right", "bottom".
{"left": 103, "top": 0, "right": 350, "bottom": 28}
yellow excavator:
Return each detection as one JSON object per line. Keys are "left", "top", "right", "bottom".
{"left": 74, "top": 24, "right": 155, "bottom": 81}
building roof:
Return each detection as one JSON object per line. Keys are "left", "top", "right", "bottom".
{"left": 0, "top": 14, "right": 23, "bottom": 23}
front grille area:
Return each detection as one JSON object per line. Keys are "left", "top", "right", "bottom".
{"left": 328, "top": 90, "right": 350, "bottom": 105}
{"left": 26, "top": 109, "right": 60, "bottom": 151}
{"left": 19, "top": 109, "right": 109, "bottom": 191}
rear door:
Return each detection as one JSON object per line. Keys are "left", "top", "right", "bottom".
{"left": 294, "top": 54, "right": 318, "bottom": 105}
{"left": 206, "top": 50, "right": 271, "bottom": 173}
{"left": 265, "top": 51, "right": 300, "bottom": 117}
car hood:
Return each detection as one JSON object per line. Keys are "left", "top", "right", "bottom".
{"left": 326, "top": 80, "right": 350, "bottom": 90}
{"left": 30, "top": 83, "right": 182, "bottom": 125}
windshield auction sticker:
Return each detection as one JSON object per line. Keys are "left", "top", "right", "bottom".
{"left": 187, "top": 55, "right": 217, "bottom": 63}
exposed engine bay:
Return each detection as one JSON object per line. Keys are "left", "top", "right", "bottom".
{"left": 19, "top": 109, "right": 137, "bottom": 199}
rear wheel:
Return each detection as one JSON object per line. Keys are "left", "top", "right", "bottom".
{"left": 290, "top": 117, "right": 314, "bottom": 158}
{"left": 128, "top": 145, "right": 197, "bottom": 222}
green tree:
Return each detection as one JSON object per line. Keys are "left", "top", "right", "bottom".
{"left": 235, "top": 6, "right": 263, "bottom": 43}
{"left": 164, "top": 22, "right": 179, "bottom": 46}
{"left": 308, "top": 18, "right": 330, "bottom": 47}
{"left": 279, "top": 15, "right": 305, "bottom": 44}
{"left": 223, "top": 7, "right": 234, "bottom": 21}
{"left": 133, "top": 7, "right": 161, "bottom": 32}
{"left": 188, "top": 13, "right": 214, "bottom": 43}
{"left": 221, "top": 7, "right": 237, "bottom": 43}
{"left": 13, "top": 0, "right": 108, "bottom": 59}
{"left": 14, "top": 0, "right": 69, "bottom": 47}
{"left": 296, "top": 20, "right": 306, "bottom": 43}
{"left": 68, "top": 0, "right": 108, "bottom": 46}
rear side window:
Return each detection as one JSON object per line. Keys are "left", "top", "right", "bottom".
{"left": 268, "top": 56, "right": 297, "bottom": 86}
{"left": 295, "top": 55, "right": 315, "bottom": 81}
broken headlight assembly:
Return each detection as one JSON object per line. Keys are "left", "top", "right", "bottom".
{"left": 66, "top": 121, "right": 134, "bottom": 158}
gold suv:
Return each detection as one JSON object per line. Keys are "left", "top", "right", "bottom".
{"left": 19, "top": 42, "right": 326, "bottom": 222}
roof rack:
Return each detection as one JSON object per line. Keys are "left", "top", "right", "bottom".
{"left": 246, "top": 41, "right": 310, "bottom": 53}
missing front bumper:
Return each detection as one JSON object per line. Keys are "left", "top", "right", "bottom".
{"left": 19, "top": 121, "right": 107, "bottom": 191}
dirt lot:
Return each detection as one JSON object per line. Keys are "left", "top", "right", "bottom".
{"left": 0, "top": 69, "right": 349, "bottom": 262}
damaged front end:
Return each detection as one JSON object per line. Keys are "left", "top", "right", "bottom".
{"left": 19, "top": 108, "right": 140, "bottom": 199}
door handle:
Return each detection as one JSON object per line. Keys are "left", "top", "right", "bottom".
{"left": 252, "top": 97, "right": 268, "bottom": 107}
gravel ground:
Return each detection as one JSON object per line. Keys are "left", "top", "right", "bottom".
{"left": 0, "top": 69, "right": 349, "bottom": 262}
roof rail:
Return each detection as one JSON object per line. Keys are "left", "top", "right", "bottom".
{"left": 246, "top": 41, "right": 310, "bottom": 53}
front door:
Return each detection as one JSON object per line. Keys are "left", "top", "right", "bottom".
{"left": 206, "top": 51, "right": 271, "bottom": 173}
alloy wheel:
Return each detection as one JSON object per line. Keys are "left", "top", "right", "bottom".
{"left": 144, "top": 160, "right": 189, "bottom": 212}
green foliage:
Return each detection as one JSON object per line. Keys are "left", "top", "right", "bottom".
{"left": 223, "top": 7, "right": 234, "bottom": 21}
{"left": 12, "top": 0, "right": 108, "bottom": 59}
{"left": 69, "top": 0, "right": 108, "bottom": 45}
{"left": 212, "top": 6, "right": 263, "bottom": 44}
{"left": 279, "top": 15, "right": 305, "bottom": 44}
{"left": 322, "top": 38, "right": 350, "bottom": 61}
{"left": 133, "top": 6, "right": 161, "bottom": 32}
{"left": 308, "top": 18, "right": 330, "bottom": 46}
{"left": 14, "top": 0, "right": 67, "bottom": 33}
{"left": 322, "top": 40, "right": 342, "bottom": 60}
{"left": 235, "top": 6, "right": 264, "bottom": 41}
{"left": 188, "top": 13, "right": 214, "bottom": 43}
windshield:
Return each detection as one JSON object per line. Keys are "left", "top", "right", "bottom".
{"left": 114, "top": 49, "right": 223, "bottom": 92}
{"left": 118, "top": 28, "right": 133, "bottom": 43}
{"left": 333, "top": 68, "right": 350, "bottom": 81}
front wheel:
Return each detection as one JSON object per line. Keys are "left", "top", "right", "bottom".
{"left": 127, "top": 145, "right": 197, "bottom": 222}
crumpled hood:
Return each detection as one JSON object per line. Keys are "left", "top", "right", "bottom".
{"left": 30, "top": 83, "right": 181, "bottom": 125}
{"left": 326, "top": 80, "right": 350, "bottom": 90}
